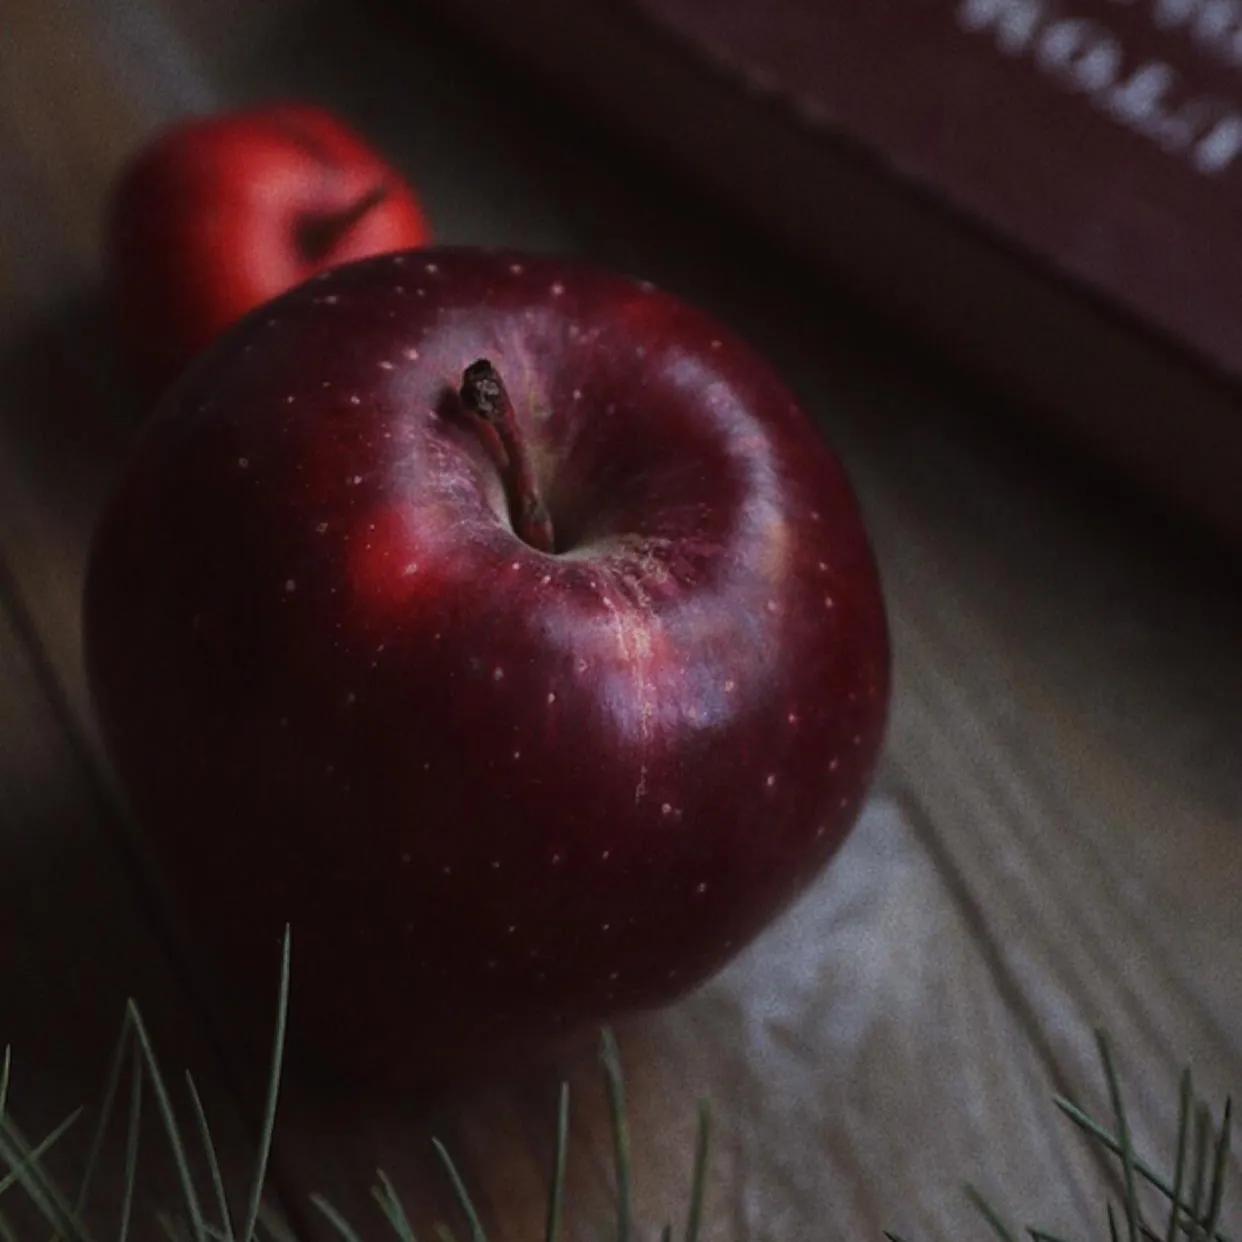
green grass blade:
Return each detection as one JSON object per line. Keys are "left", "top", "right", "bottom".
{"left": 0, "top": 1126, "right": 62, "bottom": 1234}
{"left": 431, "top": 1139, "right": 487, "bottom": 1242}
{"left": 1097, "top": 1031, "right": 1141, "bottom": 1242}
{"left": 241, "top": 927, "right": 291, "bottom": 1242}
{"left": 1188, "top": 1106, "right": 1211, "bottom": 1239}
{"left": 0, "top": 1108, "right": 82, "bottom": 1199}
{"left": 186, "top": 1071, "right": 235, "bottom": 1242}
{"left": 599, "top": 1029, "right": 632, "bottom": 1242}
{"left": 255, "top": 1203, "right": 298, "bottom": 1242}
{"left": 965, "top": 1183, "right": 1018, "bottom": 1242}
{"left": 1166, "top": 1070, "right": 1193, "bottom": 1242}
{"left": 1052, "top": 1098, "right": 1231, "bottom": 1242}
{"left": 544, "top": 1083, "right": 570, "bottom": 1242}
{"left": 0, "top": 1048, "right": 9, "bottom": 1119}
{"left": 127, "top": 1000, "right": 207, "bottom": 1242}
{"left": 0, "top": 1111, "right": 91, "bottom": 1239}
{"left": 6, "top": 1109, "right": 88, "bottom": 1220}
{"left": 75, "top": 1010, "right": 134, "bottom": 1217}
{"left": 1199, "top": 1099, "right": 1231, "bottom": 1242}
{"left": 311, "top": 1195, "right": 365, "bottom": 1242}
{"left": 118, "top": 1045, "right": 143, "bottom": 1242}
{"left": 372, "top": 1170, "right": 418, "bottom": 1242}
{"left": 683, "top": 1101, "right": 712, "bottom": 1242}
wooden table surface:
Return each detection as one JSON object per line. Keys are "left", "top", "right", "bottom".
{"left": 3, "top": 1, "right": 1241, "bottom": 1238}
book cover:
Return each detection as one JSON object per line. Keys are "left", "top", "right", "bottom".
{"left": 425, "top": 0, "right": 1242, "bottom": 536}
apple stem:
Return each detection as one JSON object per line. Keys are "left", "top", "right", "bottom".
{"left": 460, "top": 359, "right": 556, "bottom": 553}
{"left": 297, "top": 184, "right": 389, "bottom": 260}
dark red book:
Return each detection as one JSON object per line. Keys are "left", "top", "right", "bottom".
{"left": 426, "top": 0, "right": 1242, "bottom": 537}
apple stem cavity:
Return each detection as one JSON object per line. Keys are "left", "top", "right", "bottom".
{"left": 297, "top": 184, "right": 390, "bottom": 260}
{"left": 460, "top": 359, "right": 556, "bottom": 554}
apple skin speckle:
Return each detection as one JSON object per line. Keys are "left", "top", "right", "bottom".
{"left": 83, "top": 246, "right": 889, "bottom": 1086}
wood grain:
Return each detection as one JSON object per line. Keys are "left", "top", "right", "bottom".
{"left": 0, "top": 0, "right": 1239, "bottom": 1238}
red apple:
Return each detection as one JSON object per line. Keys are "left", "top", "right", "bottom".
{"left": 85, "top": 248, "right": 889, "bottom": 1084}
{"left": 109, "top": 102, "right": 429, "bottom": 387}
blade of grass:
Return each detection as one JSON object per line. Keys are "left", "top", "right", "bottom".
{"left": 372, "top": 1170, "right": 417, "bottom": 1242}
{"left": 965, "top": 1183, "right": 1018, "bottom": 1242}
{"left": 431, "top": 1139, "right": 487, "bottom": 1242}
{"left": 74, "top": 1010, "right": 134, "bottom": 1218}
{"left": 256, "top": 1203, "right": 298, "bottom": 1242}
{"left": 683, "top": 1101, "right": 712, "bottom": 1242}
{"left": 0, "top": 1125, "right": 63, "bottom": 1236}
{"left": 127, "top": 1000, "right": 207, "bottom": 1242}
{"left": 241, "top": 927, "right": 291, "bottom": 1242}
{"left": 117, "top": 1042, "right": 143, "bottom": 1242}
{"left": 1166, "top": 1070, "right": 1193, "bottom": 1242}
{"left": 0, "top": 1079, "right": 21, "bottom": 1242}
{"left": 311, "top": 1195, "right": 365, "bottom": 1242}
{"left": 1097, "top": 1031, "right": 1141, "bottom": 1242}
{"left": 0, "top": 1108, "right": 82, "bottom": 1198}
{"left": 1052, "top": 1099, "right": 1231, "bottom": 1242}
{"left": 599, "top": 1029, "right": 632, "bottom": 1242}
{"left": 186, "top": 1071, "right": 235, "bottom": 1242}
{"left": 0, "top": 1111, "right": 89, "bottom": 1240}
{"left": 1199, "top": 1099, "right": 1231, "bottom": 1242}
{"left": 156, "top": 1212, "right": 192, "bottom": 1242}
{"left": 545, "top": 1083, "right": 570, "bottom": 1242}
{"left": 1188, "top": 1106, "right": 1211, "bottom": 1239}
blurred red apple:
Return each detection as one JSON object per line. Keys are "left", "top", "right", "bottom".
{"left": 85, "top": 248, "right": 888, "bottom": 1084}
{"left": 109, "top": 103, "right": 429, "bottom": 387}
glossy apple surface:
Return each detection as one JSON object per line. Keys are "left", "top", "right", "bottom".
{"left": 85, "top": 248, "right": 889, "bottom": 1083}
{"left": 109, "top": 102, "right": 429, "bottom": 386}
